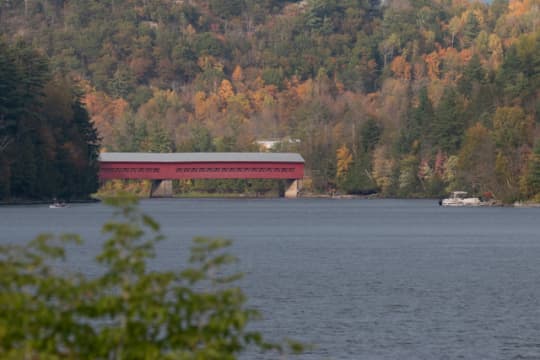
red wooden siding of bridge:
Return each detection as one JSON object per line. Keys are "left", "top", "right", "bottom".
{"left": 98, "top": 153, "right": 304, "bottom": 181}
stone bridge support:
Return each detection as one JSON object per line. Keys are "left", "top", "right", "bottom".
{"left": 284, "top": 179, "right": 302, "bottom": 198}
{"left": 150, "top": 180, "right": 173, "bottom": 197}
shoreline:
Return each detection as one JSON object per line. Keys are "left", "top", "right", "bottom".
{"left": 3, "top": 194, "right": 535, "bottom": 207}
{"left": 0, "top": 198, "right": 100, "bottom": 206}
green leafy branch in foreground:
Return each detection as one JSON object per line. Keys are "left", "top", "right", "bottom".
{"left": 0, "top": 195, "right": 304, "bottom": 359}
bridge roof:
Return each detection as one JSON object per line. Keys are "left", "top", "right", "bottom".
{"left": 99, "top": 152, "right": 304, "bottom": 163}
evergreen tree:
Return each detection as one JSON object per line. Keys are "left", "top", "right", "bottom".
{"left": 402, "top": 87, "right": 433, "bottom": 153}
{"left": 71, "top": 92, "right": 100, "bottom": 196}
{"left": 462, "top": 12, "right": 479, "bottom": 47}
{"left": 188, "top": 125, "right": 214, "bottom": 152}
{"left": 0, "top": 41, "right": 100, "bottom": 201}
{"left": 147, "top": 121, "right": 174, "bottom": 153}
{"left": 360, "top": 118, "right": 381, "bottom": 153}
{"left": 458, "top": 54, "right": 485, "bottom": 98}
{"left": 432, "top": 87, "right": 464, "bottom": 154}
{"left": 526, "top": 141, "right": 540, "bottom": 197}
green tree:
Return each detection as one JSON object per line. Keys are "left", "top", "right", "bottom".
{"left": 401, "top": 87, "right": 434, "bottom": 153}
{"left": 456, "top": 123, "right": 496, "bottom": 194}
{"left": 3, "top": 40, "right": 49, "bottom": 199}
{"left": 462, "top": 12, "right": 479, "bottom": 47}
{"left": 209, "top": 0, "right": 244, "bottom": 19}
{"left": 525, "top": 141, "right": 540, "bottom": 199}
{"left": 492, "top": 107, "right": 533, "bottom": 201}
{"left": 0, "top": 41, "right": 99, "bottom": 201}
{"left": 186, "top": 125, "right": 214, "bottom": 152}
{"left": 0, "top": 39, "right": 18, "bottom": 152}
{"left": 432, "top": 87, "right": 464, "bottom": 154}
{"left": 0, "top": 195, "right": 303, "bottom": 359}
{"left": 338, "top": 151, "right": 378, "bottom": 195}
{"left": 146, "top": 121, "right": 174, "bottom": 153}
{"left": 397, "top": 154, "right": 420, "bottom": 197}
{"left": 360, "top": 118, "right": 381, "bottom": 153}
{"left": 492, "top": 106, "right": 531, "bottom": 151}
{"left": 108, "top": 67, "right": 135, "bottom": 99}
{"left": 458, "top": 53, "right": 485, "bottom": 98}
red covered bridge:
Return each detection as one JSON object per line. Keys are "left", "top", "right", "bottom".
{"left": 98, "top": 152, "right": 305, "bottom": 197}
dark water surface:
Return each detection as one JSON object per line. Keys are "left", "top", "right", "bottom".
{"left": 2, "top": 199, "right": 540, "bottom": 359}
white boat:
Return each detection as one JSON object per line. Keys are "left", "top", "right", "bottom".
{"left": 49, "top": 202, "right": 68, "bottom": 209}
{"left": 440, "top": 191, "right": 481, "bottom": 207}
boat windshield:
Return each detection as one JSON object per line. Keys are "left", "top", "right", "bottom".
{"left": 451, "top": 191, "right": 468, "bottom": 199}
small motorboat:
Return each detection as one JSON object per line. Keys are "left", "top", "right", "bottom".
{"left": 439, "top": 191, "right": 481, "bottom": 207}
{"left": 49, "top": 201, "right": 68, "bottom": 209}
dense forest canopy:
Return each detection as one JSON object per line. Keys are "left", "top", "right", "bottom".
{"left": 1, "top": 0, "right": 540, "bottom": 201}
{"left": 0, "top": 39, "right": 99, "bottom": 201}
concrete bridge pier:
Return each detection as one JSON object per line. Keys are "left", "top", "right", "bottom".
{"left": 150, "top": 180, "right": 173, "bottom": 197}
{"left": 284, "top": 179, "right": 302, "bottom": 198}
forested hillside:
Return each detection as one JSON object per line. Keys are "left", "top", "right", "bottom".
{"left": 2, "top": 0, "right": 540, "bottom": 201}
{"left": 0, "top": 39, "right": 99, "bottom": 201}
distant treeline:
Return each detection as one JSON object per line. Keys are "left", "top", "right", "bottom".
{"left": 0, "top": 40, "right": 100, "bottom": 201}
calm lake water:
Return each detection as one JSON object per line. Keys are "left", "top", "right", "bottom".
{"left": 2, "top": 199, "right": 540, "bottom": 359}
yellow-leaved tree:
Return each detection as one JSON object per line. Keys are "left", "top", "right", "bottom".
{"left": 336, "top": 144, "right": 353, "bottom": 180}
